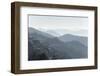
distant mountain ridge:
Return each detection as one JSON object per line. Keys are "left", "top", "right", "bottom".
{"left": 29, "top": 27, "right": 54, "bottom": 38}
{"left": 28, "top": 27, "right": 88, "bottom": 60}
{"left": 29, "top": 27, "right": 54, "bottom": 43}
{"left": 59, "top": 34, "right": 88, "bottom": 46}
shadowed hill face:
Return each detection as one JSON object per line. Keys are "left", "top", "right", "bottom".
{"left": 28, "top": 39, "right": 50, "bottom": 60}
{"left": 43, "top": 37, "right": 64, "bottom": 46}
{"left": 28, "top": 27, "right": 88, "bottom": 61}
{"left": 44, "top": 38, "right": 88, "bottom": 59}
{"left": 64, "top": 41, "right": 88, "bottom": 58}
{"left": 28, "top": 39, "right": 72, "bottom": 60}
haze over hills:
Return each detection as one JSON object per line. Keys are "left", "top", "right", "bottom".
{"left": 46, "top": 30, "right": 60, "bottom": 37}
{"left": 59, "top": 34, "right": 88, "bottom": 46}
{"left": 38, "top": 28, "right": 88, "bottom": 37}
{"left": 28, "top": 27, "right": 88, "bottom": 60}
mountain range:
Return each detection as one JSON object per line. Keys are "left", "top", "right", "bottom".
{"left": 28, "top": 27, "right": 88, "bottom": 60}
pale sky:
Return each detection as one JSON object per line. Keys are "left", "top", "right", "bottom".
{"left": 29, "top": 15, "right": 88, "bottom": 36}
